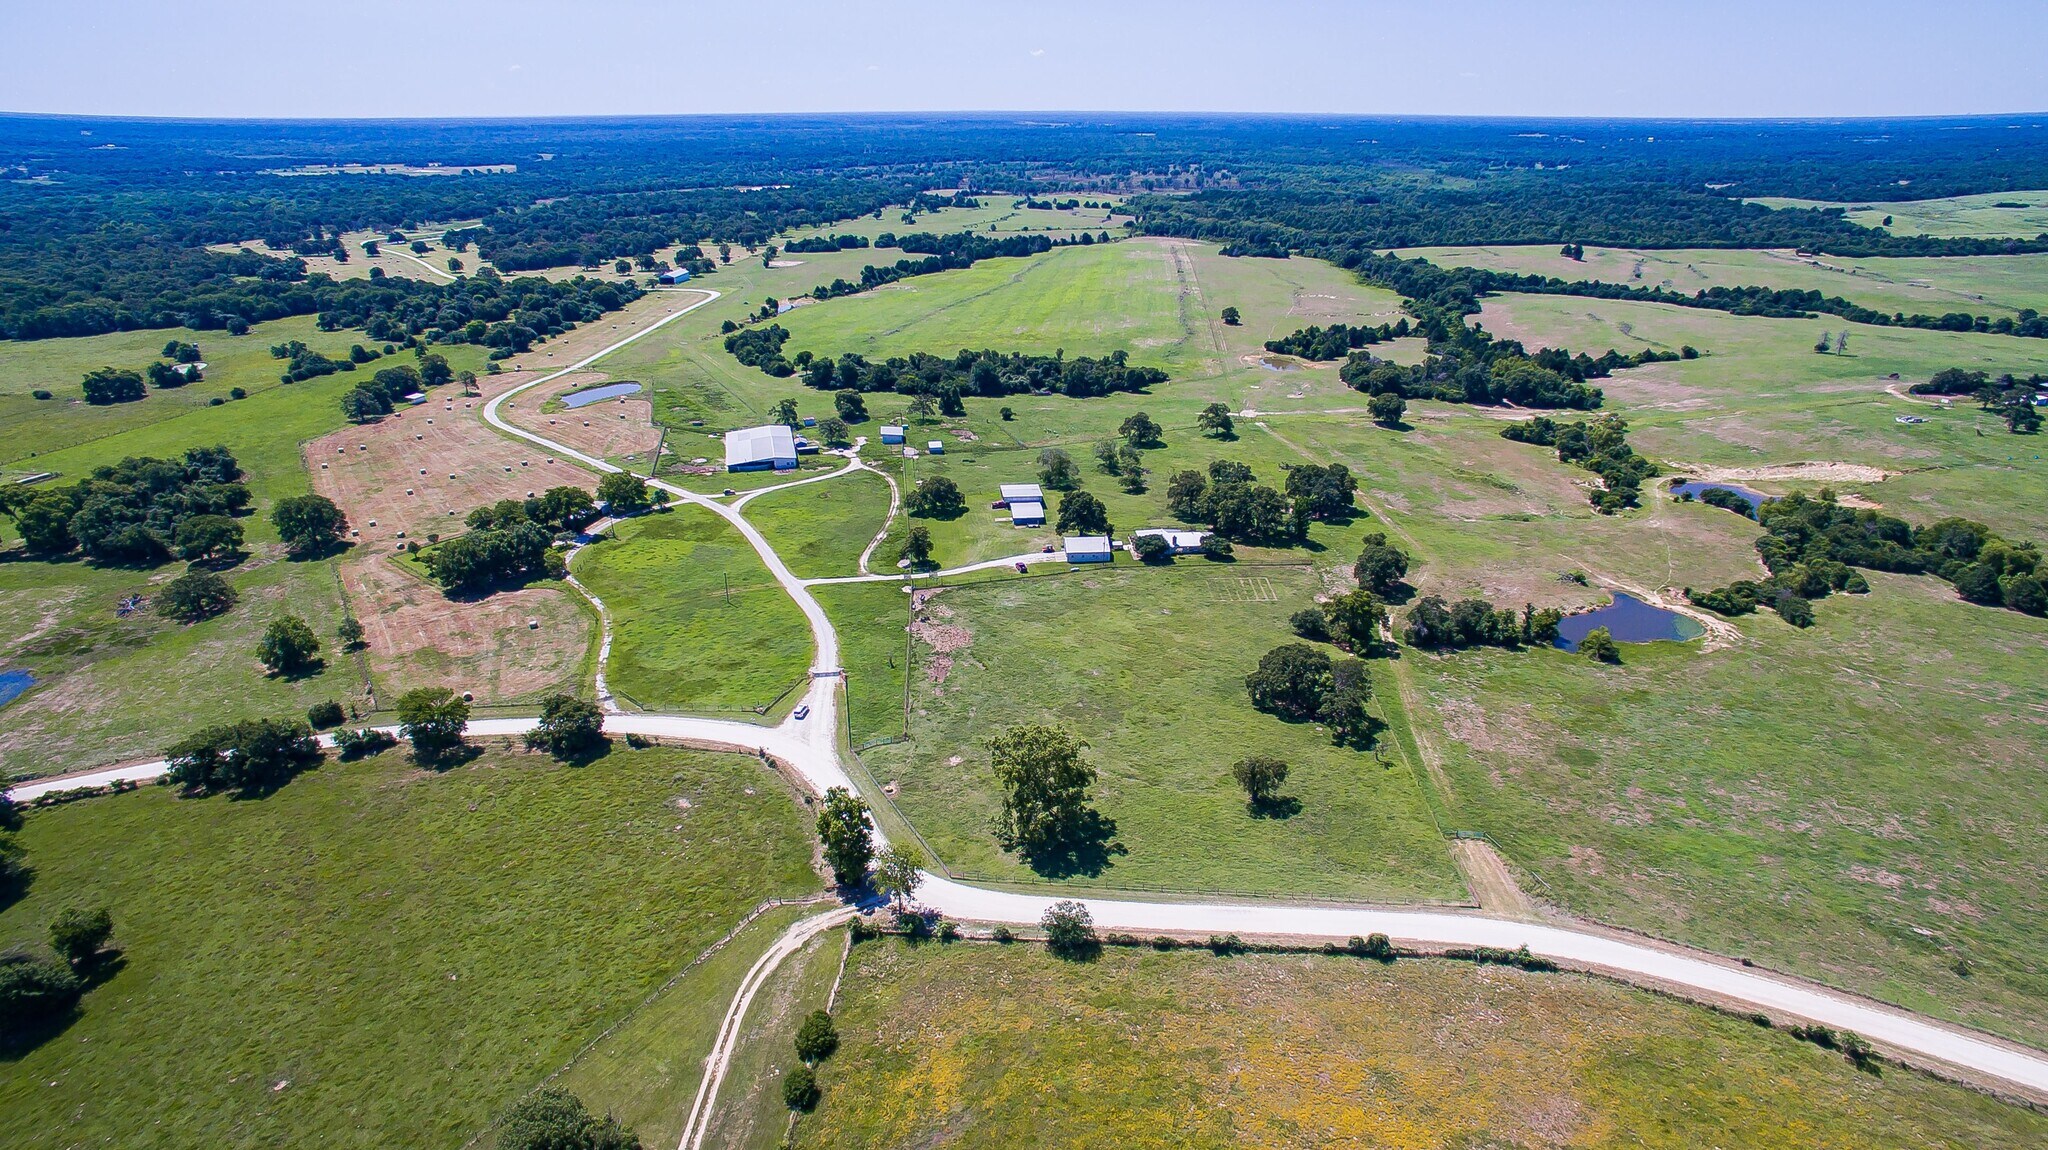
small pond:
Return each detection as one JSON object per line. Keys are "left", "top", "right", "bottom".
{"left": 0, "top": 669, "right": 35, "bottom": 709}
{"left": 1253, "top": 354, "right": 1303, "bottom": 372}
{"left": 1553, "top": 592, "right": 1704, "bottom": 652}
{"left": 561, "top": 381, "right": 644, "bottom": 409}
{"left": 1670, "top": 479, "right": 1765, "bottom": 513}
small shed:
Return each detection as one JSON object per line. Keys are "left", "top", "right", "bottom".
{"left": 927, "top": 440, "right": 945, "bottom": 454}
{"left": 998, "top": 483, "right": 1044, "bottom": 506}
{"left": 1009, "top": 500, "right": 1046, "bottom": 527}
{"left": 404, "top": 392, "right": 428, "bottom": 405}
{"left": 1065, "top": 535, "right": 1113, "bottom": 563}
{"left": 880, "top": 425, "right": 906, "bottom": 444}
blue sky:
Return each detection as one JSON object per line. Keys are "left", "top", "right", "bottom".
{"left": 4, "top": 0, "right": 2045, "bottom": 120}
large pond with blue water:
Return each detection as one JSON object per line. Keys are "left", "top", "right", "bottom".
{"left": 1670, "top": 479, "right": 1766, "bottom": 514}
{"left": 1553, "top": 592, "right": 1704, "bottom": 652}
{"left": 0, "top": 669, "right": 35, "bottom": 709}
{"left": 561, "top": 382, "right": 643, "bottom": 409}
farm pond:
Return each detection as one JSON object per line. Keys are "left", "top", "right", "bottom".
{"left": 1670, "top": 479, "right": 1766, "bottom": 513}
{"left": 561, "top": 382, "right": 644, "bottom": 408}
{"left": 1554, "top": 592, "right": 1704, "bottom": 652}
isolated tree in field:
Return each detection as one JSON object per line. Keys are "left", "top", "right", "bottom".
{"left": 833, "top": 389, "right": 868, "bottom": 422}
{"left": 1245, "top": 643, "right": 1334, "bottom": 721}
{"left": 906, "top": 475, "right": 966, "bottom": 518}
{"left": 447, "top": 257, "right": 463, "bottom": 273}
{"left": 897, "top": 524, "right": 934, "bottom": 567}
{"left": 526, "top": 693, "right": 607, "bottom": 760}
{"left": 156, "top": 570, "right": 238, "bottom": 623}
{"left": 1231, "top": 755, "right": 1289, "bottom": 807}
{"left": 1166, "top": 469, "right": 1209, "bottom": 521}
{"left": 988, "top": 724, "right": 1100, "bottom": 858}
{"left": 1040, "top": 899, "right": 1098, "bottom": 959}
{"left": 495, "top": 1087, "right": 642, "bottom": 1150}
{"left": 173, "top": 515, "right": 243, "bottom": 563}
{"left": 256, "top": 615, "right": 321, "bottom": 676}
{"left": 781, "top": 1065, "right": 819, "bottom": 1112}
{"left": 272, "top": 494, "right": 348, "bottom": 557}
{"left": 816, "top": 787, "right": 875, "bottom": 887}
{"left": 1369, "top": 392, "right": 1407, "bottom": 427}
{"left": 48, "top": 908, "right": 113, "bottom": 968}
{"left": 1578, "top": 626, "right": 1621, "bottom": 663}
{"left": 596, "top": 471, "right": 653, "bottom": 514}
{"left": 2005, "top": 397, "right": 2043, "bottom": 434}
{"left": 873, "top": 845, "right": 925, "bottom": 910}
{"left": 770, "top": 397, "right": 800, "bottom": 427}
{"left": 396, "top": 686, "right": 470, "bottom": 764}
{"left": 1352, "top": 534, "right": 1410, "bottom": 596}
{"left": 1835, "top": 331, "right": 1849, "bottom": 355}
{"left": 0, "top": 953, "right": 84, "bottom": 1038}
{"left": 1119, "top": 411, "right": 1164, "bottom": 448}
{"left": 999, "top": 406, "right": 1015, "bottom": 421}
{"left": 817, "top": 416, "right": 851, "bottom": 447}
{"left": 1321, "top": 589, "right": 1386, "bottom": 652}
{"left": 1036, "top": 447, "right": 1080, "bottom": 490}
{"left": 907, "top": 391, "right": 938, "bottom": 423}
{"left": 81, "top": 367, "right": 145, "bottom": 405}
{"left": 1115, "top": 444, "right": 1147, "bottom": 493}
{"left": 1320, "top": 657, "right": 1376, "bottom": 746}
{"left": 794, "top": 1009, "right": 839, "bottom": 1064}
{"left": 1197, "top": 402, "right": 1235, "bottom": 439}
{"left": 1220, "top": 306, "right": 1241, "bottom": 326}
{"left": 1093, "top": 438, "right": 1122, "bottom": 475}
{"left": 1055, "top": 490, "right": 1111, "bottom": 536}
{"left": 1814, "top": 331, "right": 1832, "bottom": 354}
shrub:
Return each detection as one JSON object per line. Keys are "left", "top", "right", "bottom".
{"left": 781, "top": 1064, "right": 820, "bottom": 1112}
{"left": 333, "top": 727, "right": 397, "bottom": 760}
{"left": 1151, "top": 935, "right": 1180, "bottom": 951}
{"left": 494, "top": 1086, "right": 642, "bottom": 1150}
{"left": 1791, "top": 1023, "right": 1839, "bottom": 1050}
{"left": 525, "top": 693, "right": 607, "bottom": 760}
{"left": 1474, "top": 944, "right": 1557, "bottom": 972}
{"left": 49, "top": 907, "right": 114, "bottom": 966}
{"left": 306, "top": 700, "right": 346, "bottom": 729}
{"left": 1041, "top": 900, "right": 1098, "bottom": 959}
{"left": 990, "top": 925, "right": 1014, "bottom": 944}
{"left": 1206, "top": 933, "right": 1247, "bottom": 956}
{"left": 847, "top": 917, "right": 875, "bottom": 944}
{"left": 31, "top": 389, "right": 52, "bottom": 400}
{"left": 1347, "top": 933, "right": 1395, "bottom": 961}
{"left": 794, "top": 1010, "right": 838, "bottom": 1064}
{"left": 936, "top": 919, "right": 959, "bottom": 942}
{"left": 0, "top": 952, "right": 83, "bottom": 1037}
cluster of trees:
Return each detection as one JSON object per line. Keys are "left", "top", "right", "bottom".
{"left": 1689, "top": 491, "right": 2045, "bottom": 620}
{"left": 782, "top": 233, "right": 871, "bottom": 253}
{"left": 1403, "top": 596, "right": 1563, "bottom": 649}
{"left": 1161, "top": 459, "right": 1314, "bottom": 546}
{"left": 1908, "top": 368, "right": 2045, "bottom": 433}
{"left": 808, "top": 231, "right": 1060, "bottom": 302}
{"left": 165, "top": 716, "right": 323, "bottom": 796}
{"left": 525, "top": 693, "right": 607, "bottom": 761}
{"left": 494, "top": 1088, "right": 641, "bottom": 1150}
{"left": 0, "top": 905, "right": 117, "bottom": 1048}
{"left": 797, "top": 346, "right": 1167, "bottom": 401}
{"left": 272, "top": 493, "right": 349, "bottom": 557}
{"left": 79, "top": 366, "right": 148, "bottom": 404}
{"left": 1263, "top": 319, "right": 1408, "bottom": 360}
{"left": 1501, "top": 414, "right": 1657, "bottom": 512}
{"left": 339, "top": 357, "right": 455, "bottom": 421}
{"left": 0, "top": 447, "right": 248, "bottom": 563}
{"left": 1243, "top": 644, "right": 1377, "bottom": 746}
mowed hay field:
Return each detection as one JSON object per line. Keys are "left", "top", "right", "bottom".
{"left": 0, "top": 744, "right": 819, "bottom": 1149}
{"left": 1747, "top": 190, "right": 2048, "bottom": 239}
{"left": 795, "top": 939, "right": 2048, "bottom": 1150}
{"left": 1400, "top": 244, "right": 2048, "bottom": 319}
{"left": 861, "top": 564, "right": 1463, "bottom": 902}
{"left": 1406, "top": 572, "right": 2048, "bottom": 1043}
{"left": 574, "top": 509, "right": 814, "bottom": 714}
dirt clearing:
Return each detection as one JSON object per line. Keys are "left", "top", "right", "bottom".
{"left": 340, "top": 551, "right": 590, "bottom": 705}
{"left": 505, "top": 371, "right": 662, "bottom": 464}
{"left": 1671, "top": 461, "right": 1900, "bottom": 485}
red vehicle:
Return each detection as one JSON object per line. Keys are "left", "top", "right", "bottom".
{"left": 1040, "top": 544, "right": 1054, "bottom": 553}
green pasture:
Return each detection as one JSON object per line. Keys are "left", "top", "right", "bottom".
{"left": 799, "top": 939, "right": 2048, "bottom": 1150}
{"left": 1749, "top": 190, "right": 2048, "bottom": 239}
{"left": 0, "top": 744, "right": 819, "bottom": 1150}
{"left": 775, "top": 197, "right": 1130, "bottom": 246}
{"left": 1407, "top": 572, "right": 2048, "bottom": 1043}
{"left": 1403, "top": 244, "right": 2048, "bottom": 319}
{"left": 860, "top": 564, "right": 1462, "bottom": 902}
{"left": 575, "top": 510, "right": 814, "bottom": 714}
{"left": 742, "top": 469, "right": 894, "bottom": 578}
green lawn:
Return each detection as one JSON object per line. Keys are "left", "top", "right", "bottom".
{"left": 743, "top": 469, "right": 894, "bottom": 578}
{"left": 797, "top": 939, "right": 2048, "bottom": 1150}
{"left": 0, "top": 744, "right": 819, "bottom": 1149}
{"left": 1748, "top": 190, "right": 2048, "bottom": 239}
{"left": 574, "top": 510, "right": 814, "bottom": 714}
{"left": 812, "top": 581, "right": 912, "bottom": 747}
{"left": 1406, "top": 572, "right": 2048, "bottom": 1043}
{"left": 860, "top": 564, "right": 1462, "bottom": 901}
{"left": 1402, "top": 244, "right": 2048, "bottom": 319}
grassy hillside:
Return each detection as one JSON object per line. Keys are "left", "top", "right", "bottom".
{"left": 0, "top": 744, "right": 819, "bottom": 1149}
{"left": 797, "top": 939, "right": 2048, "bottom": 1150}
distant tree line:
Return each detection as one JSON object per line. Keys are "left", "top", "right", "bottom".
{"left": 1263, "top": 320, "right": 1407, "bottom": 360}
{"left": 782, "top": 233, "right": 871, "bottom": 253}
{"left": 1403, "top": 596, "right": 1563, "bottom": 649}
{"left": 1908, "top": 368, "right": 2045, "bottom": 433}
{"left": 806, "top": 231, "right": 1068, "bottom": 302}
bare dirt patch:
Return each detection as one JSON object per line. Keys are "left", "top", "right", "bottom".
{"left": 340, "top": 551, "right": 590, "bottom": 704}
{"left": 506, "top": 371, "right": 662, "bottom": 464}
{"left": 1671, "top": 460, "right": 1900, "bottom": 485}
{"left": 908, "top": 589, "right": 972, "bottom": 687}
